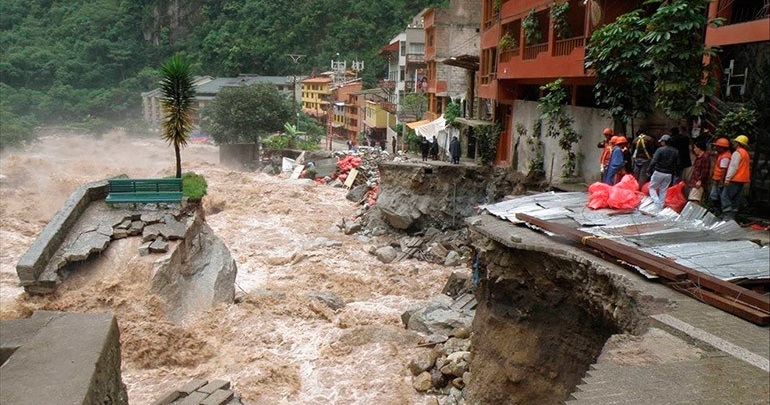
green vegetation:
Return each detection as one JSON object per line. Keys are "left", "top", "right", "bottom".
{"left": 200, "top": 83, "right": 291, "bottom": 152}
{"left": 0, "top": 0, "right": 444, "bottom": 142}
{"left": 523, "top": 8, "right": 543, "bottom": 46}
{"left": 539, "top": 79, "right": 580, "bottom": 177}
{"left": 444, "top": 100, "right": 462, "bottom": 127}
{"left": 182, "top": 172, "right": 208, "bottom": 201}
{"left": 159, "top": 55, "right": 196, "bottom": 178}
{"left": 584, "top": 10, "right": 652, "bottom": 129}
{"left": 716, "top": 107, "right": 758, "bottom": 138}
{"left": 476, "top": 122, "right": 502, "bottom": 166}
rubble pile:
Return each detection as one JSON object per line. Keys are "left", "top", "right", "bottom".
{"left": 401, "top": 273, "right": 476, "bottom": 405}
{"left": 407, "top": 329, "right": 473, "bottom": 405}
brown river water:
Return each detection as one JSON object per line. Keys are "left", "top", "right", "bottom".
{"left": 0, "top": 130, "right": 454, "bottom": 404}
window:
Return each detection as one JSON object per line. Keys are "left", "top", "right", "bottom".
{"left": 400, "top": 69, "right": 404, "bottom": 81}
{"left": 400, "top": 41, "right": 406, "bottom": 56}
{"left": 409, "top": 43, "right": 425, "bottom": 54}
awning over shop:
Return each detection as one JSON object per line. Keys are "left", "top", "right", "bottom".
{"left": 406, "top": 119, "right": 431, "bottom": 130}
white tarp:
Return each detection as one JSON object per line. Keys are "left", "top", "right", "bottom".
{"left": 413, "top": 115, "right": 455, "bottom": 160}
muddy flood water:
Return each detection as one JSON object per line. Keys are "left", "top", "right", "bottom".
{"left": 0, "top": 130, "right": 456, "bottom": 404}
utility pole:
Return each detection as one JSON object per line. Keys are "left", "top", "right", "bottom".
{"left": 286, "top": 54, "right": 305, "bottom": 129}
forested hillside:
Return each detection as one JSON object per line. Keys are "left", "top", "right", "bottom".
{"left": 0, "top": 0, "right": 444, "bottom": 146}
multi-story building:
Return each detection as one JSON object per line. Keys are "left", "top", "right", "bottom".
{"left": 423, "top": 0, "right": 481, "bottom": 120}
{"left": 301, "top": 76, "right": 333, "bottom": 119}
{"left": 479, "top": 0, "right": 637, "bottom": 174}
{"left": 330, "top": 80, "right": 363, "bottom": 140}
{"left": 379, "top": 14, "right": 428, "bottom": 111}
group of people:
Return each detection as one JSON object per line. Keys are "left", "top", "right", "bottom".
{"left": 419, "top": 135, "right": 462, "bottom": 164}
{"left": 598, "top": 127, "right": 752, "bottom": 220}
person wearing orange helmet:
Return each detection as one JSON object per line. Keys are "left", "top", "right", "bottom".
{"left": 707, "top": 137, "right": 732, "bottom": 213}
{"left": 720, "top": 135, "right": 751, "bottom": 221}
{"left": 598, "top": 127, "right": 613, "bottom": 178}
{"left": 602, "top": 135, "right": 626, "bottom": 185}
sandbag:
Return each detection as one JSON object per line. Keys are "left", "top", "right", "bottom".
{"left": 640, "top": 182, "right": 650, "bottom": 196}
{"left": 587, "top": 182, "right": 612, "bottom": 209}
{"left": 608, "top": 187, "right": 641, "bottom": 209}
{"left": 665, "top": 182, "right": 687, "bottom": 213}
{"left": 615, "top": 174, "right": 639, "bottom": 191}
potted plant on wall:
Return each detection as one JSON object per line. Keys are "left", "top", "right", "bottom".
{"left": 550, "top": 1, "right": 572, "bottom": 40}
{"left": 493, "top": 0, "right": 502, "bottom": 13}
{"left": 523, "top": 9, "right": 543, "bottom": 46}
{"left": 498, "top": 30, "right": 518, "bottom": 51}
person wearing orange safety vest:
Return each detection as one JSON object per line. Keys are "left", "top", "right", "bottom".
{"left": 707, "top": 137, "right": 732, "bottom": 214}
{"left": 720, "top": 135, "right": 751, "bottom": 221}
{"left": 598, "top": 127, "right": 613, "bottom": 178}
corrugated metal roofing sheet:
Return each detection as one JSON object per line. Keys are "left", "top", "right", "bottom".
{"left": 481, "top": 192, "right": 770, "bottom": 280}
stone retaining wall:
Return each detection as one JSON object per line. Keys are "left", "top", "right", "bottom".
{"left": 0, "top": 311, "right": 127, "bottom": 405}
{"left": 15, "top": 179, "right": 112, "bottom": 287}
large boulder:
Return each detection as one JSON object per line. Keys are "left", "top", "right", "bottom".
{"left": 151, "top": 213, "right": 237, "bottom": 323}
{"left": 407, "top": 302, "right": 474, "bottom": 336}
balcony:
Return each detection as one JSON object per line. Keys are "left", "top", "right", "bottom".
{"left": 380, "top": 102, "right": 397, "bottom": 114}
{"left": 706, "top": 0, "right": 770, "bottom": 46}
{"left": 406, "top": 54, "right": 426, "bottom": 64}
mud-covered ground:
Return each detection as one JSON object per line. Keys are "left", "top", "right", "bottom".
{"left": 0, "top": 130, "right": 455, "bottom": 404}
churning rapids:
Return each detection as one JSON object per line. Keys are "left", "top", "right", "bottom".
{"left": 0, "top": 130, "right": 455, "bottom": 404}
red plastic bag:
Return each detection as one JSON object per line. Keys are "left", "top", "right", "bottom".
{"left": 665, "top": 182, "right": 687, "bottom": 212}
{"left": 615, "top": 174, "right": 639, "bottom": 191}
{"left": 640, "top": 182, "right": 650, "bottom": 196}
{"left": 608, "top": 187, "right": 641, "bottom": 209}
{"left": 587, "top": 182, "right": 611, "bottom": 209}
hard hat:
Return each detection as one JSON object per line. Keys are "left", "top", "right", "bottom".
{"left": 615, "top": 136, "right": 628, "bottom": 145}
{"left": 603, "top": 128, "right": 613, "bottom": 136}
{"left": 712, "top": 138, "right": 730, "bottom": 148}
{"left": 659, "top": 134, "right": 671, "bottom": 143}
{"left": 609, "top": 136, "right": 619, "bottom": 145}
{"left": 733, "top": 135, "right": 749, "bottom": 146}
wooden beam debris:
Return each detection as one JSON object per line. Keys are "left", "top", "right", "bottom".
{"left": 515, "top": 213, "right": 770, "bottom": 326}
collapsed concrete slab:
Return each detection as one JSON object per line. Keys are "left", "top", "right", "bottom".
{"left": 0, "top": 311, "right": 127, "bottom": 405}
{"left": 151, "top": 213, "right": 237, "bottom": 323}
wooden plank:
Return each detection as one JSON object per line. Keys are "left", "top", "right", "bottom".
{"left": 674, "top": 285, "right": 770, "bottom": 326}
{"left": 344, "top": 168, "right": 359, "bottom": 189}
{"left": 515, "top": 213, "right": 770, "bottom": 313}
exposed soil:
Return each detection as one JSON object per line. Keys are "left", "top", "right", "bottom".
{"left": 465, "top": 241, "right": 645, "bottom": 404}
{"left": 0, "top": 130, "right": 456, "bottom": 405}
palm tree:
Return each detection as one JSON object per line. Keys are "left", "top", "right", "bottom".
{"left": 159, "top": 55, "right": 196, "bottom": 178}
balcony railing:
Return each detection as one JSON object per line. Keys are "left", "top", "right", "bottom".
{"left": 553, "top": 37, "right": 584, "bottom": 57}
{"left": 406, "top": 54, "right": 425, "bottom": 64}
{"left": 379, "top": 80, "right": 396, "bottom": 90}
{"left": 381, "top": 102, "right": 397, "bottom": 114}
{"left": 498, "top": 48, "right": 520, "bottom": 63}
{"left": 523, "top": 43, "right": 548, "bottom": 60}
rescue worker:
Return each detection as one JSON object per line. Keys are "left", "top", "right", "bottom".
{"left": 631, "top": 130, "right": 656, "bottom": 185}
{"left": 647, "top": 134, "right": 680, "bottom": 208}
{"left": 598, "top": 127, "right": 613, "bottom": 179}
{"left": 707, "top": 137, "right": 732, "bottom": 214}
{"left": 602, "top": 136, "right": 626, "bottom": 185}
{"left": 720, "top": 135, "right": 751, "bottom": 221}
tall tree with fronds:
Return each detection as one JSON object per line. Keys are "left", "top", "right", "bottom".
{"left": 159, "top": 55, "right": 196, "bottom": 178}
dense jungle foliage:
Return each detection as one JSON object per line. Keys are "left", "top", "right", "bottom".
{"left": 0, "top": 0, "right": 445, "bottom": 146}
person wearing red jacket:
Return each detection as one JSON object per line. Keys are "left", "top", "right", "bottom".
{"left": 687, "top": 140, "right": 710, "bottom": 205}
{"left": 720, "top": 135, "right": 751, "bottom": 221}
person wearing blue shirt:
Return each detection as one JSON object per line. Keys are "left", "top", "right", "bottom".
{"left": 602, "top": 136, "right": 627, "bottom": 185}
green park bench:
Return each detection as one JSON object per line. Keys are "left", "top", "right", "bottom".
{"left": 106, "top": 178, "right": 183, "bottom": 205}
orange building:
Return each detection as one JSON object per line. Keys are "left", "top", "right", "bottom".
{"left": 479, "top": 0, "right": 638, "bottom": 165}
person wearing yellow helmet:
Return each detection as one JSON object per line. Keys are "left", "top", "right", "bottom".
{"left": 720, "top": 135, "right": 751, "bottom": 221}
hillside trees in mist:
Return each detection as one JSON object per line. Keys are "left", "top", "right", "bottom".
{"left": 0, "top": 0, "right": 444, "bottom": 146}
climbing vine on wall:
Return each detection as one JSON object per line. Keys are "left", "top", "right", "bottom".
{"left": 523, "top": 9, "right": 543, "bottom": 46}
{"left": 518, "top": 121, "right": 543, "bottom": 172}
{"left": 550, "top": 2, "right": 571, "bottom": 39}
{"left": 476, "top": 122, "right": 503, "bottom": 165}
{"left": 539, "top": 79, "right": 580, "bottom": 177}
